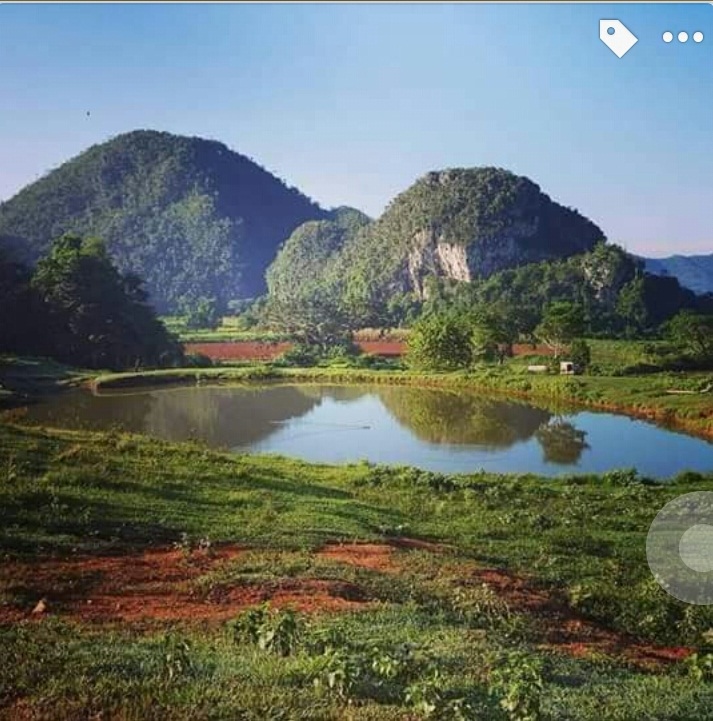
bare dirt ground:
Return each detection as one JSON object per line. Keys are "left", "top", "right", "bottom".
{"left": 0, "top": 539, "right": 688, "bottom": 668}
{"left": 318, "top": 541, "right": 691, "bottom": 669}
{"left": 0, "top": 544, "right": 372, "bottom": 623}
{"left": 183, "top": 341, "right": 555, "bottom": 361}
{"left": 184, "top": 340, "right": 405, "bottom": 361}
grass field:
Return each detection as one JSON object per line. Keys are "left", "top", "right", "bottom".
{"left": 1, "top": 419, "right": 713, "bottom": 720}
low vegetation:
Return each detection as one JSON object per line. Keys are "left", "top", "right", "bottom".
{"left": 1, "top": 420, "right": 713, "bottom": 719}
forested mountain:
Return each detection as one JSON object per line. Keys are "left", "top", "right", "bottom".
{"left": 425, "top": 242, "right": 703, "bottom": 337}
{"left": 0, "top": 130, "right": 327, "bottom": 311}
{"left": 341, "top": 167, "right": 603, "bottom": 302}
{"left": 642, "top": 253, "right": 713, "bottom": 295}
{"left": 266, "top": 206, "right": 371, "bottom": 304}
{"left": 267, "top": 167, "right": 606, "bottom": 325}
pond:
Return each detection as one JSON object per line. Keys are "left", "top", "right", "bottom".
{"left": 23, "top": 383, "right": 713, "bottom": 478}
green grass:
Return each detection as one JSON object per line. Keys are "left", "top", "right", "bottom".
{"left": 2, "top": 421, "right": 713, "bottom": 719}
{"left": 161, "top": 315, "right": 290, "bottom": 343}
{"left": 161, "top": 317, "right": 412, "bottom": 344}
{"left": 0, "top": 355, "right": 94, "bottom": 408}
{"left": 588, "top": 339, "right": 661, "bottom": 369}
{"left": 2, "top": 420, "right": 713, "bottom": 718}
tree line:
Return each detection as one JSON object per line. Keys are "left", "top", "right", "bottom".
{"left": 0, "top": 234, "right": 182, "bottom": 370}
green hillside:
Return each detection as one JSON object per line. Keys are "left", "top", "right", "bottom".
{"left": 267, "top": 167, "right": 607, "bottom": 324}
{"left": 266, "top": 206, "right": 371, "bottom": 304}
{"left": 0, "top": 130, "right": 327, "bottom": 311}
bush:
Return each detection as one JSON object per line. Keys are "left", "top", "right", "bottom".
{"left": 488, "top": 651, "right": 544, "bottom": 721}
{"left": 181, "top": 296, "right": 221, "bottom": 330}
{"left": 277, "top": 344, "right": 319, "bottom": 367}
{"left": 182, "top": 353, "right": 214, "bottom": 368}
{"left": 408, "top": 312, "right": 473, "bottom": 371}
{"left": 276, "top": 339, "right": 363, "bottom": 368}
{"left": 568, "top": 339, "right": 591, "bottom": 371}
{"left": 229, "top": 605, "right": 303, "bottom": 656}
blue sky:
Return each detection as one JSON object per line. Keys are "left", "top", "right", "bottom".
{"left": 0, "top": 2, "right": 711, "bottom": 256}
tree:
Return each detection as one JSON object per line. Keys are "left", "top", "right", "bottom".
{"left": 664, "top": 311, "right": 713, "bottom": 363}
{"left": 407, "top": 311, "right": 473, "bottom": 371}
{"left": 31, "top": 234, "right": 180, "bottom": 369}
{"left": 469, "top": 305, "right": 517, "bottom": 364}
{"left": 535, "top": 302, "right": 585, "bottom": 358}
{"left": 568, "top": 339, "right": 591, "bottom": 371}
{"left": 0, "top": 249, "right": 43, "bottom": 354}
{"left": 616, "top": 276, "right": 649, "bottom": 337}
{"left": 264, "top": 291, "right": 356, "bottom": 354}
{"left": 180, "top": 295, "right": 220, "bottom": 330}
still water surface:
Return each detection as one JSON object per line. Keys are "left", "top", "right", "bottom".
{"left": 24, "top": 384, "right": 713, "bottom": 477}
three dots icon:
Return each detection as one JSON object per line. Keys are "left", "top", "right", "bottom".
{"left": 663, "top": 30, "right": 704, "bottom": 43}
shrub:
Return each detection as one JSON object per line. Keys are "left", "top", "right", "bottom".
{"left": 568, "top": 339, "right": 591, "bottom": 371}
{"left": 408, "top": 312, "right": 473, "bottom": 371}
{"left": 277, "top": 343, "right": 319, "bottom": 367}
{"left": 230, "top": 605, "right": 303, "bottom": 656}
{"left": 183, "top": 353, "right": 214, "bottom": 368}
{"left": 488, "top": 651, "right": 544, "bottom": 721}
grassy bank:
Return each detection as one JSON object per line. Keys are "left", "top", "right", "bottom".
{"left": 0, "top": 356, "right": 93, "bottom": 409}
{"left": 91, "top": 364, "right": 713, "bottom": 440}
{"left": 1, "top": 421, "right": 713, "bottom": 719}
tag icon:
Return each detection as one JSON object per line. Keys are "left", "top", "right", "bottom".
{"left": 600, "top": 19, "right": 638, "bottom": 58}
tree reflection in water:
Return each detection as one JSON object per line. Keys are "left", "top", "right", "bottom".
{"left": 377, "top": 387, "right": 551, "bottom": 448}
{"left": 534, "top": 417, "right": 590, "bottom": 464}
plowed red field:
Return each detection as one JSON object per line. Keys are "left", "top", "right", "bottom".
{"left": 185, "top": 340, "right": 406, "bottom": 361}
{"left": 184, "top": 341, "right": 554, "bottom": 361}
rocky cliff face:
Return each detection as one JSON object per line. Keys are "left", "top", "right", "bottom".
{"left": 408, "top": 223, "right": 551, "bottom": 298}
{"left": 349, "top": 167, "right": 606, "bottom": 302}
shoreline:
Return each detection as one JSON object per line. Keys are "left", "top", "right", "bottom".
{"left": 90, "top": 365, "right": 713, "bottom": 442}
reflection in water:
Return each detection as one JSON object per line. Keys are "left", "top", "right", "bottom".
{"left": 22, "top": 388, "right": 156, "bottom": 434}
{"left": 21, "top": 383, "right": 713, "bottom": 477}
{"left": 535, "top": 419, "right": 590, "bottom": 465}
{"left": 377, "top": 387, "right": 551, "bottom": 448}
{"left": 25, "top": 385, "right": 319, "bottom": 448}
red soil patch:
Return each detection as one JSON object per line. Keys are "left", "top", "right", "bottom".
{"left": 319, "top": 543, "right": 397, "bottom": 572}
{"left": 358, "top": 341, "right": 404, "bottom": 357}
{"left": 185, "top": 341, "right": 291, "bottom": 361}
{"left": 0, "top": 539, "right": 691, "bottom": 669}
{"left": 318, "top": 537, "right": 447, "bottom": 572}
{"left": 184, "top": 340, "right": 553, "bottom": 362}
{"left": 472, "top": 568, "right": 691, "bottom": 668}
{"left": 317, "top": 543, "right": 688, "bottom": 668}
{"left": 512, "top": 343, "right": 556, "bottom": 357}
{"left": 185, "top": 340, "right": 405, "bottom": 361}
{"left": 0, "top": 545, "right": 370, "bottom": 624}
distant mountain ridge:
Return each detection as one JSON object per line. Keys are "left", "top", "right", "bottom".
{"left": 0, "top": 130, "right": 327, "bottom": 311}
{"left": 641, "top": 253, "right": 713, "bottom": 295}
